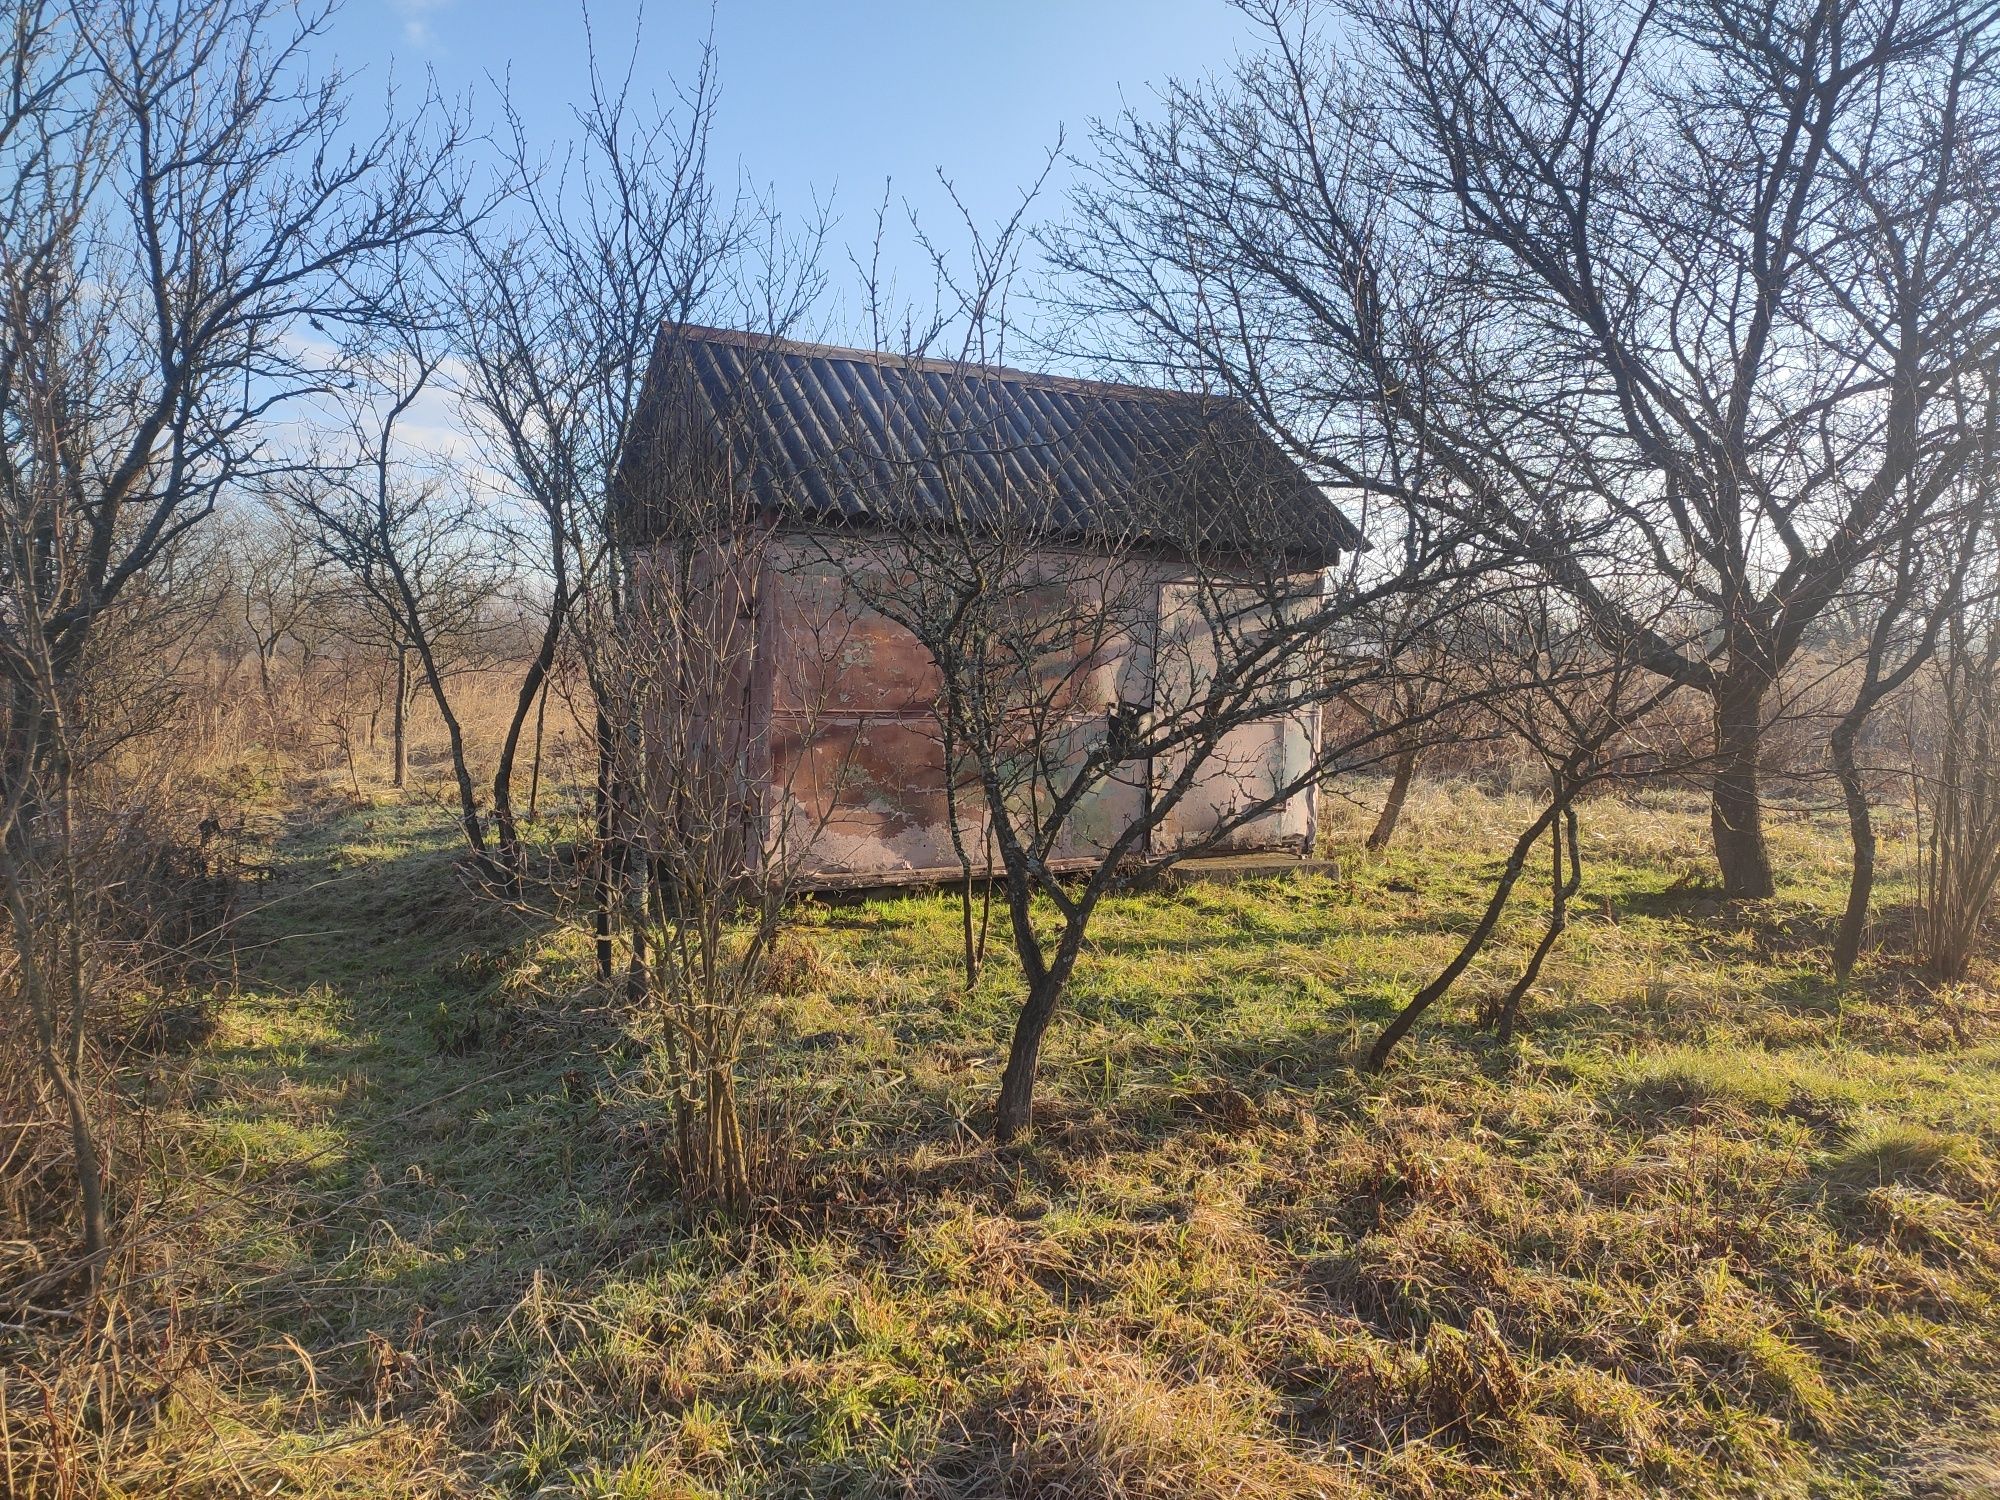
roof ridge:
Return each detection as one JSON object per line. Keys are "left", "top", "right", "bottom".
{"left": 663, "top": 323, "right": 1235, "bottom": 407}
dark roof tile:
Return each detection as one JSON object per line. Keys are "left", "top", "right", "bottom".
{"left": 615, "top": 325, "right": 1362, "bottom": 566}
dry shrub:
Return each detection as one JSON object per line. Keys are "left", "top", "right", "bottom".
{"left": 762, "top": 930, "right": 837, "bottom": 996}
{"left": 0, "top": 774, "right": 243, "bottom": 1255}
{"left": 0, "top": 729, "right": 263, "bottom": 1499}
{"left": 0, "top": 1235, "right": 217, "bottom": 1500}
{"left": 1912, "top": 599, "right": 2000, "bottom": 982}
{"left": 1414, "top": 1307, "right": 1528, "bottom": 1439}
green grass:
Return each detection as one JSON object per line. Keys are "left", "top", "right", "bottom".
{"left": 71, "top": 777, "right": 2000, "bottom": 1497}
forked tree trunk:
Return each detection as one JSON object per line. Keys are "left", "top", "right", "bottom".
{"left": 1369, "top": 797, "right": 1563, "bottom": 1070}
{"left": 1496, "top": 797, "right": 1579, "bottom": 1043}
{"left": 493, "top": 596, "right": 566, "bottom": 879}
{"left": 989, "top": 850, "right": 1106, "bottom": 1141}
{"left": 1711, "top": 677, "right": 1775, "bottom": 899}
{"left": 1366, "top": 742, "right": 1420, "bottom": 851}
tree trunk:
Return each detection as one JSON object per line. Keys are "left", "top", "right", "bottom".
{"left": 994, "top": 972, "right": 1065, "bottom": 1143}
{"left": 391, "top": 645, "right": 409, "bottom": 789}
{"left": 402, "top": 631, "right": 484, "bottom": 858}
{"left": 57, "top": 1063, "right": 108, "bottom": 1265}
{"left": 493, "top": 593, "right": 566, "bottom": 879}
{"left": 624, "top": 921, "right": 649, "bottom": 1007}
{"left": 1366, "top": 742, "right": 1420, "bottom": 852}
{"left": 959, "top": 869, "right": 981, "bottom": 991}
{"left": 1369, "top": 797, "right": 1562, "bottom": 1070}
{"left": 1830, "top": 717, "right": 1873, "bottom": 980}
{"left": 594, "top": 702, "right": 615, "bottom": 982}
{"left": 255, "top": 642, "right": 278, "bottom": 727}
{"left": 527, "top": 674, "right": 549, "bottom": 822}
{"left": 1711, "top": 677, "right": 1775, "bottom": 899}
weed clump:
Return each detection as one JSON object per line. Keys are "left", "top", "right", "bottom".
{"left": 1617, "top": 1045, "right": 1792, "bottom": 1115}
{"left": 761, "top": 930, "right": 837, "bottom": 996}
{"left": 1820, "top": 1121, "right": 1984, "bottom": 1193}
{"left": 1414, "top": 1307, "right": 1527, "bottom": 1437}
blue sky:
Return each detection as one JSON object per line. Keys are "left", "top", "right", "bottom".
{"left": 327, "top": 1, "right": 1258, "bottom": 344}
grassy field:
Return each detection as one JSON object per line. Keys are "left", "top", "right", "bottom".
{"left": 37, "top": 769, "right": 2000, "bottom": 1498}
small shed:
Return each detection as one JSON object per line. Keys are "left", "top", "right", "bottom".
{"left": 614, "top": 325, "right": 1361, "bottom": 888}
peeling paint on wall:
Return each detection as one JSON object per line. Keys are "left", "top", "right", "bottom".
{"left": 640, "top": 532, "right": 1321, "bottom": 887}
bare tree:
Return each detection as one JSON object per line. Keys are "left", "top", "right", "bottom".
{"left": 454, "top": 17, "right": 823, "bottom": 900}
{"left": 286, "top": 320, "right": 514, "bottom": 853}
{"left": 0, "top": 0, "right": 460, "bottom": 1262}
{"left": 862, "top": 423, "right": 1512, "bottom": 1136}
{"left": 596, "top": 357, "right": 856, "bottom": 1207}
{"left": 1911, "top": 524, "right": 2000, "bottom": 982}
{"left": 1053, "top": 0, "right": 2000, "bottom": 899}
{"left": 828, "top": 182, "right": 1506, "bottom": 1138}
{"left": 1367, "top": 591, "right": 1680, "bottom": 1068}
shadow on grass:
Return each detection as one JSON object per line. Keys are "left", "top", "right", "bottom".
{"left": 190, "top": 793, "right": 653, "bottom": 1397}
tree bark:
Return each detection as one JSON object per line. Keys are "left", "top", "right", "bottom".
{"left": 391, "top": 644, "right": 408, "bottom": 789}
{"left": 1711, "top": 677, "right": 1775, "bottom": 899}
{"left": 994, "top": 971, "right": 1065, "bottom": 1143}
{"left": 1369, "top": 798, "right": 1562, "bottom": 1070}
{"left": 493, "top": 587, "right": 566, "bottom": 879}
{"left": 1830, "top": 717, "right": 1874, "bottom": 980}
{"left": 1366, "top": 742, "right": 1420, "bottom": 852}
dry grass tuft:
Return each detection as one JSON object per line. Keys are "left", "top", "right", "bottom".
{"left": 762, "top": 929, "right": 839, "bottom": 996}
{"left": 1413, "top": 1307, "right": 1528, "bottom": 1439}
{"left": 1617, "top": 1045, "right": 1793, "bottom": 1115}
{"left": 1822, "top": 1120, "right": 1987, "bottom": 1194}
{"left": 968, "top": 1343, "right": 1363, "bottom": 1500}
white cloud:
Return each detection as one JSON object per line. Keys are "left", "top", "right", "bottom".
{"left": 391, "top": 0, "right": 454, "bottom": 50}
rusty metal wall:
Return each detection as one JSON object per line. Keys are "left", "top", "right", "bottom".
{"left": 658, "top": 532, "right": 1320, "bottom": 887}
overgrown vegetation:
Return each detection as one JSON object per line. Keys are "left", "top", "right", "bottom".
{"left": 9, "top": 768, "right": 1998, "bottom": 1498}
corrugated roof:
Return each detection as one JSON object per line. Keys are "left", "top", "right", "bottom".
{"left": 615, "top": 325, "right": 1363, "bottom": 567}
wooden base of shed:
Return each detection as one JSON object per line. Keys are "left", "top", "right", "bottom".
{"left": 800, "top": 849, "right": 1338, "bottom": 904}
